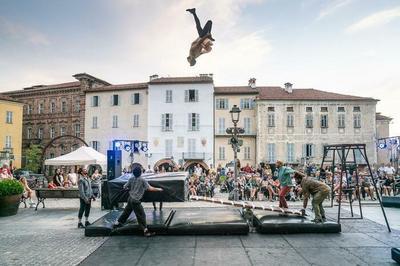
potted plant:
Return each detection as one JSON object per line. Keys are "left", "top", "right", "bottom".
{"left": 0, "top": 179, "right": 24, "bottom": 217}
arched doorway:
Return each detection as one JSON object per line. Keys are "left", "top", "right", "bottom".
{"left": 183, "top": 160, "right": 209, "bottom": 174}
{"left": 153, "top": 158, "right": 177, "bottom": 172}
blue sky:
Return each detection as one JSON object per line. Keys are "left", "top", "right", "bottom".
{"left": 1, "top": 0, "right": 399, "bottom": 135}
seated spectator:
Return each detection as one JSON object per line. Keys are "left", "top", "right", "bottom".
{"left": 48, "top": 181, "right": 57, "bottom": 189}
{"left": 360, "top": 175, "right": 376, "bottom": 200}
{"left": 53, "top": 169, "right": 64, "bottom": 187}
{"left": 19, "top": 176, "right": 36, "bottom": 207}
{"left": 383, "top": 175, "right": 394, "bottom": 196}
{"left": 67, "top": 169, "right": 78, "bottom": 187}
{"left": 0, "top": 167, "right": 13, "bottom": 180}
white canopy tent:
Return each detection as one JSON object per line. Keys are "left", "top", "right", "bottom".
{"left": 44, "top": 146, "right": 107, "bottom": 167}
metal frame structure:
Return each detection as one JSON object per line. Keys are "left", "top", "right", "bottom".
{"left": 321, "top": 143, "right": 391, "bottom": 232}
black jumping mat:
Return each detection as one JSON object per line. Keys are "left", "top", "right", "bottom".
{"left": 253, "top": 211, "right": 341, "bottom": 234}
{"left": 167, "top": 208, "right": 249, "bottom": 235}
{"left": 392, "top": 248, "right": 400, "bottom": 263}
{"left": 85, "top": 209, "right": 174, "bottom": 237}
{"left": 382, "top": 196, "right": 400, "bottom": 208}
{"left": 108, "top": 172, "right": 189, "bottom": 204}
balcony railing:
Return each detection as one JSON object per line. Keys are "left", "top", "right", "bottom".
{"left": 182, "top": 152, "right": 206, "bottom": 160}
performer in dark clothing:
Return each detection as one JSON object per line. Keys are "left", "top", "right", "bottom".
{"left": 113, "top": 167, "right": 163, "bottom": 237}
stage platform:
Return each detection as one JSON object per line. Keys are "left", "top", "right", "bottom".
{"left": 252, "top": 210, "right": 341, "bottom": 234}
{"left": 392, "top": 248, "right": 400, "bottom": 264}
{"left": 382, "top": 196, "right": 400, "bottom": 208}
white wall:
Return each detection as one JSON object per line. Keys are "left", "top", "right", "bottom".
{"left": 147, "top": 82, "right": 214, "bottom": 168}
{"left": 84, "top": 89, "right": 148, "bottom": 169}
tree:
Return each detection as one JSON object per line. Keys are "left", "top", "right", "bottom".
{"left": 24, "top": 145, "right": 42, "bottom": 173}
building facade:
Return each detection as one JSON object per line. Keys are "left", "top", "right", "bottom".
{"left": 3, "top": 73, "right": 109, "bottom": 165}
{"left": 376, "top": 113, "right": 393, "bottom": 165}
{"left": 0, "top": 95, "right": 24, "bottom": 168}
{"left": 84, "top": 83, "right": 149, "bottom": 169}
{"left": 147, "top": 75, "right": 214, "bottom": 171}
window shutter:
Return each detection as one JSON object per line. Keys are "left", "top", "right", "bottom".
{"left": 91, "top": 96, "right": 94, "bottom": 107}
{"left": 188, "top": 113, "right": 191, "bottom": 130}
{"left": 302, "top": 144, "right": 306, "bottom": 158}
{"left": 97, "top": 96, "right": 100, "bottom": 107}
{"left": 196, "top": 113, "right": 200, "bottom": 131}
{"left": 162, "top": 114, "right": 166, "bottom": 131}
{"left": 110, "top": 95, "right": 113, "bottom": 106}
{"left": 195, "top": 90, "right": 199, "bottom": 102}
{"left": 311, "top": 144, "right": 315, "bottom": 157}
{"left": 240, "top": 99, "right": 244, "bottom": 109}
{"left": 170, "top": 114, "right": 173, "bottom": 130}
{"left": 225, "top": 99, "right": 229, "bottom": 109}
{"left": 251, "top": 99, "right": 255, "bottom": 109}
{"left": 185, "top": 90, "right": 189, "bottom": 102}
{"left": 216, "top": 99, "right": 220, "bottom": 108}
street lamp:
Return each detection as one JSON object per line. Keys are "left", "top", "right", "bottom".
{"left": 229, "top": 105, "right": 242, "bottom": 201}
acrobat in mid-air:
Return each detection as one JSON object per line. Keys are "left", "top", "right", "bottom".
{"left": 186, "top": 8, "right": 215, "bottom": 66}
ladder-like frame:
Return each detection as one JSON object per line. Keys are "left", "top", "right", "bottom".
{"left": 321, "top": 143, "right": 391, "bottom": 232}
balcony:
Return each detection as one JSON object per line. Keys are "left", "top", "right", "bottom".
{"left": 214, "top": 131, "right": 256, "bottom": 137}
{"left": 182, "top": 152, "right": 206, "bottom": 160}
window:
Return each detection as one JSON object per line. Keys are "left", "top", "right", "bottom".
{"left": 321, "top": 107, "right": 328, "bottom": 112}
{"left": 244, "top": 117, "right": 251, "bottom": 133}
{"left": 305, "top": 114, "right": 313, "bottom": 128}
{"left": 91, "top": 141, "right": 100, "bottom": 151}
{"left": 112, "top": 115, "right": 118, "bottom": 128}
{"left": 5, "top": 136, "right": 11, "bottom": 148}
{"left": 268, "top": 113, "right": 275, "bottom": 127}
{"left": 75, "top": 99, "right": 80, "bottom": 112}
{"left": 74, "top": 124, "right": 80, "bottom": 137}
{"left": 50, "top": 102, "right": 56, "bottom": 113}
{"left": 188, "top": 113, "right": 200, "bottom": 131}
{"left": 61, "top": 101, "right": 67, "bottom": 113}
{"left": 27, "top": 128, "right": 32, "bottom": 139}
{"left": 188, "top": 139, "right": 196, "bottom": 154}
{"left": 92, "top": 96, "right": 100, "bottom": 107}
{"left": 6, "top": 111, "right": 12, "bottom": 124}
{"left": 216, "top": 98, "right": 228, "bottom": 109}
{"left": 218, "top": 146, "right": 225, "bottom": 160}
{"left": 27, "top": 105, "right": 32, "bottom": 115}
{"left": 267, "top": 107, "right": 275, "bottom": 112}
{"left": 165, "top": 139, "right": 173, "bottom": 157}
{"left": 338, "top": 106, "right": 345, "bottom": 112}
{"left": 166, "top": 90, "right": 173, "bottom": 103}
{"left": 60, "top": 127, "right": 66, "bottom": 136}
{"left": 50, "top": 153, "right": 55, "bottom": 159}
{"left": 353, "top": 114, "right": 361, "bottom": 128}
{"left": 185, "top": 90, "right": 198, "bottom": 102}
{"left": 287, "top": 114, "right": 294, "bottom": 127}
{"left": 287, "top": 143, "right": 294, "bottom": 163}
{"left": 305, "top": 144, "right": 314, "bottom": 158}
{"left": 244, "top": 147, "right": 251, "bottom": 160}
{"left": 218, "top": 118, "right": 225, "bottom": 134}
{"left": 92, "top": 116, "right": 98, "bottom": 129}
{"left": 38, "top": 128, "right": 43, "bottom": 139}
{"left": 50, "top": 127, "right": 55, "bottom": 139}
{"left": 267, "top": 143, "right": 276, "bottom": 163}
{"left": 321, "top": 114, "right": 328, "bottom": 128}
{"left": 177, "top": 137, "right": 184, "bottom": 148}
{"left": 286, "top": 106, "right": 294, "bottom": 112}
{"left": 353, "top": 106, "right": 361, "bottom": 112}
{"left": 162, "top": 113, "right": 173, "bottom": 131}
{"left": 133, "top": 114, "right": 139, "bottom": 127}
{"left": 306, "top": 107, "right": 313, "bottom": 112}
{"left": 131, "top": 93, "right": 140, "bottom": 105}
{"left": 38, "top": 103, "right": 44, "bottom": 114}
{"left": 112, "top": 95, "right": 119, "bottom": 106}
{"left": 338, "top": 114, "right": 345, "bottom": 128}
{"left": 240, "top": 98, "right": 253, "bottom": 109}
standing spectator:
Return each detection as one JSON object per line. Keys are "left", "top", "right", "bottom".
{"left": 91, "top": 169, "right": 102, "bottom": 198}
{"left": 53, "top": 169, "right": 64, "bottom": 187}
{"left": 384, "top": 164, "right": 395, "bottom": 178}
{"left": 276, "top": 160, "right": 295, "bottom": 209}
{"left": 242, "top": 163, "right": 253, "bottom": 174}
{"left": 145, "top": 165, "right": 154, "bottom": 173}
{"left": 67, "top": 169, "right": 78, "bottom": 187}
{"left": 77, "top": 168, "right": 94, "bottom": 228}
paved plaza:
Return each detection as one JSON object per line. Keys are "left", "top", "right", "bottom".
{"left": 0, "top": 197, "right": 399, "bottom": 266}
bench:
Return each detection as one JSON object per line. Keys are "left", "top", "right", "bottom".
{"left": 35, "top": 188, "right": 80, "bottom": 211}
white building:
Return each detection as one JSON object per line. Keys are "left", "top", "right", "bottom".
{"left": 84, "top": 83, "right": 149, "bottom": 169}
{"left": 147, "top": 75, "right": 214, "bottom": 171}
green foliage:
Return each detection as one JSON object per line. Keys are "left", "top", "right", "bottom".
{"left": 24, "top": 145, "right": 42, "bottom": 173}
{"left": 0, "top": 179, "right": 24, "bottom": 197}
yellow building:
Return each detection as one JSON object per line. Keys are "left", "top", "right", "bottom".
{"left": 0, "top": 95, "right": 23, "bottom": 168}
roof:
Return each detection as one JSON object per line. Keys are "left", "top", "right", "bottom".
{"left": 149, "top": 76, "right": 213, "bottom": 84}
{"left": 0, "top": 94, "right": 24, "bottom": 104}
{"left": 214, "top": 86, "right": 260, "bottom": 95}
{"left": 23, "top": 81, "right": 81, "bottom": 91}
{"left": 376, "top": 113, "right": 392, "bottom": 121}
{"left": 257, "top": 87, "right": 377, "bottom": 101}
{"left": 86, "top": 83, "right": 148, "bottom": 93}
{"left": 73, "top": 73, "right": 111, "bottom": 86}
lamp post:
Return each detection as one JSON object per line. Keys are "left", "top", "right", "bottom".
{"left": 228, "top": 105, "right": 243, "bottom": 201}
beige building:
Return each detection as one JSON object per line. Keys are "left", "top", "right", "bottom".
{"left": 214, "top": 86, "right": 258, "bottom": 168}
{"left": 376, "top": 113, "right": 393, "bottom": 165}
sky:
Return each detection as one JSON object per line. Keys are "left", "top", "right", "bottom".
{"left": 0, "top": 0, "right": 399, "bottom": 135}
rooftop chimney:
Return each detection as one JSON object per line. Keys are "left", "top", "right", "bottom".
{"left": 149, "top": 74, "right": 159, "bottom": 81}
{"left": 248, "top": 78, "right": 256, "bottom": 89}
{"left": 284, "top": 82, "right": 293, "bottom": 93}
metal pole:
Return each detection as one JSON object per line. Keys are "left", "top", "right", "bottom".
{"left": 233, "top": 121, "right": 239, "bottom": 201}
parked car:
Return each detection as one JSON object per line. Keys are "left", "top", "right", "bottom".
{"left": 13, "top": 169, "right": 46, "bottom": 189}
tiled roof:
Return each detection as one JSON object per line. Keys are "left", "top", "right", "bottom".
{"left": 376, "top": 113, "right": 392, "bottom": 121}
{"left": 0, "top": 94, "right": 23, "bottom": 104}
{"left": 86, "top": 83, "right": 148, "bottom": 93}
{"left": 214, "top": 86, "right": 261, "bottom": 95}
{"left": 24, "top": 81, "right": 81, "bottom": 90}
{"left": 258, "top": 87, "right": 377, "bottom": 101}
{"left": 149, "top": 76, "right": 213, "bottom": 84}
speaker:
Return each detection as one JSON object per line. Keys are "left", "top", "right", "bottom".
{"left": 107, "top": 150, "right": 122, "bottom": 180}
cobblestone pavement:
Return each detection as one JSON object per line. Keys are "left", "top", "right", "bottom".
{"left": 1, "top": 195, "right": 399, "bottom": 266}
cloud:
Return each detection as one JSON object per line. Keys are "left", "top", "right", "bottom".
{"left": 346, "top": 6, "right": 400, "bottom": 33}
{"left": 0, "top": 17, "right": 50, "bottom": 45}
{"left": 316, "top": 0, "right": 353, "bottom": 21}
